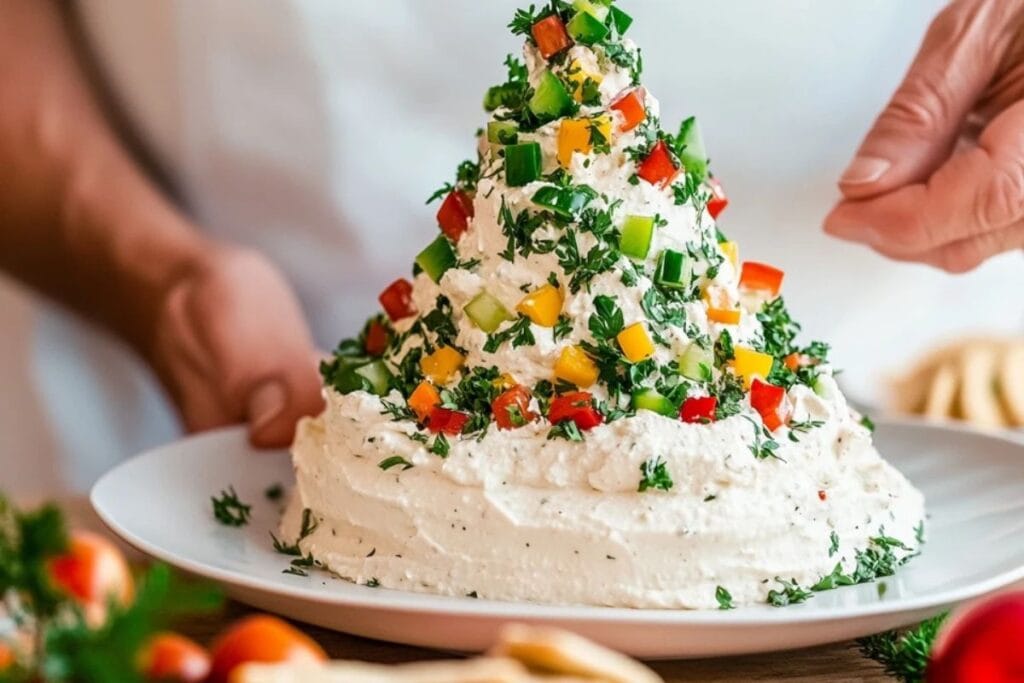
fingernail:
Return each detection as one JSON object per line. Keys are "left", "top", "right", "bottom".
{"left": 249, "top": 381, "right": 286, "bottom": 432}
{"left": 840, "top": 156, "right": 891, "bottom": 185}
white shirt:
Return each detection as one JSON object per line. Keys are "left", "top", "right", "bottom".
{"left": 16, "top": 0, "right": 1022, "bottom": 489}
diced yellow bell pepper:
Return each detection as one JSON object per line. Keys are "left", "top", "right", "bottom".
{"left": 557, "top": 115, "right": 612, "bottom": 168}
{"left": 703, "top": 286, "right": 741, "bottom": 325}
{"left": 720, "top": 241, "right": 739, "bottom": 269}
{"left": 420, "top": 346, "right": 465, "bottom": 384}
{"left": 707, "top": 307, "right": 741, "bottom": 325}
{"left": 408, "top": 381, "right": 441, "bottom": 422}
{"left": 517, "top": 284, "right": 564, "bottom": 327}
{"left": 492, "top": 373, "right": 518, "bottom": 390}
{"left": 732, "top": 346, "right": 774, "bottom": 389}
{"left": 616, "top": 322, "right": 655, "bottom": 363}
{"left": 566, "top": 59, "right": 604, "bottom": 102}
{"left": 554, "top": 346, "right": 599, "bottom": 388}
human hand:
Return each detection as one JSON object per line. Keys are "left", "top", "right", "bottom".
{"left": 824, "top": 1, "right": 1024, "bottom": 272}
{"left": 149, "top": 246, "right": 324, "bottom": 447}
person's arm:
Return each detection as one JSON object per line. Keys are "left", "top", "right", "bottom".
{"left": 0, "top": 0, "right": 323, "bottom": 446}
{"left": 824, "top": 0, "right": 1024, "bottom": 272}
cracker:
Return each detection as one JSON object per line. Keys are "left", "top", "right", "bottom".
{"left": 490, "top": 624, "right": 663, "bottom": 683}
{"left": 999, "top": 342, "right": 1024, "bottom": 427}
{"left": 958, "top": 343, "right": 1008, "bottom": 428}
{"left": 233, "top": 657, "right": 531, "bottom": 683}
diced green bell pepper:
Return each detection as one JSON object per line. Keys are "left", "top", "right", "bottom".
{"left": 505, "top": 142, "right": 542, "bottom": 187}
{"left": 678, "top": 343, "right": 714, "bottom": 382}
{"left": 607, "top": 5, "right": 633, "bottom": 34}
{"left": 353, "top": 360, "right": 393, "bottom": 396}
{"left": 573, "top": 0, "right": 610, "bottom": 21}
{"left": 677, "top": 116, "right": 708, "bottom": 181}
{"left": 487, "top": 120, "right": 519, "bottom": 145}
{"left": 464, "top": 290, "right": 511, "bottom": 333}
{"left": 619, "top": 215, "right": 655, "bottom": 259}
{"left": 416, "top": 235, "right": 457, "bottom": 283}
{"left": 567, "top": 11, "right": 609, "bottom": 45}
{"left": 655, "top": 249, "right": 693, "bottom": 290}
{"left": 632, "top": 388, "right": 677, "bottom": 417}
{"left": 333, "top": 358, "right": 393, "bottom": 396}
{"left": 531, "top": 184, "right": 598, "bottom": 219}
{"left": 529, "top": 71, "right": 575, "bottom": 122}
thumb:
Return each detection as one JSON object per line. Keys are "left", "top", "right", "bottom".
{"left": 246, "top": 365, "right": 324, "bottom": 449}
{"left": 838, "top": 1, "right": 1001, "bottom": 200}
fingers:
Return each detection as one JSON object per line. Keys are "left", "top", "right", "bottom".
{"left": 825, "top": 99, "right": 1024, "bottom": 270}
{"left": 838, "top": 0, "right": 1004, "bottom": 200}
{"left": 246, "top": 360, "right": 324, "bottom": 449}
{"left": 151, "top": 247, "right": 325, "bottom": 445}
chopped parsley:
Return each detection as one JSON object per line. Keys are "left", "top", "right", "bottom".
{"left": 829, "top": 530, "right": 840, "bottom": 557}
{"left": 588, "top": 295, "right": 625, "bottom": 341}
{"left": 484, "top": 315, "right": 536, "bottom": 353}
{"left": 767, "top": 578, "right": 813, "bottom": 607}
{"left": 548, "top": 419, "right": 584, "bottom": 442}
{"left": 264, "top": 483, "right": 284, "bottom": 502}
{"left": 743, "top": 416, "right": 781, "bottom": 460}
{"left": 378, "top": 456, "right": 414, "bottom": 472}
{"left": 788, "top": 419, "right": 825, "bottom": 441}
{"left": 857, "top": 612, "right": 949, "bottom": 682}
{"left": 211, "top": 486, "right": 251, "bottom": 527}
{"left": 638, "top": 456, "right": 673, "bottom": 492}
{"left": 429, "top": 434, "right": 451, "bottom": 458}
{"left": 553, "top": 314, "right": 573, "bottom": 342}
{"left": 715, "top": 586, "right": 735, "bottom": 610}
{"left": 860, "top": 414, "right": 877, "bottom": 432}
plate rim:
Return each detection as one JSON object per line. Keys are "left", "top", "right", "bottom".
{"left": 90, "top": 418, "right": 1024, "bottom": 626}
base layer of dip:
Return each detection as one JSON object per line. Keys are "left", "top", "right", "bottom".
{"left": 283, "top": 378, "right": 924, "bottom": 609}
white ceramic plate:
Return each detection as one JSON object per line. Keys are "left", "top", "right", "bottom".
{"left": 91, "top": 419, "right": 1024, "bottom": 658}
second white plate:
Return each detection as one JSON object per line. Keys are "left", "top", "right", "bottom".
{"left": 91, "top": 419, "right": 1024, "bottom": 658}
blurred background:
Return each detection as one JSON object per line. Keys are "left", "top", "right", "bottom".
{"left": 3, "top": 0, "right": 1022, "bottom": 495}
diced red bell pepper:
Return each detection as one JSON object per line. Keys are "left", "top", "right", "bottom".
{"left": 637, "top": 141, "right": 679, "bottom": 188}
{"left": 548, "top": 391, "right": 604, "bottom": 431}
{"left": 610, "top": 88, "right": 646, "bottom": 132}
{"left": 425, "top": 407, "right": 470, "bottom": 435}
{"left": 739, "top": 261, "right": 785, "bottom": 297}
{"left": 492, "top": 385, "right": 537, "bottom": 430}
{"left": 532, "top": 15, "right": 573, "bottom": 59}
{"left": 436, "top": 190, "right": 474, "bottom": 242}
{"left": 364, "top": 320, "right": 390, "bottom": 356}
{"left": 378, "top": 279, "right": 416, "bottom": 322}
{"left": 680, "top": 396, "right": 718, "bottom": 424}
{"left": 707, "top": 177, "right": 728, "bottom": 219}
{"left": 750, "top": 378, "right": 787, "bottom": 431}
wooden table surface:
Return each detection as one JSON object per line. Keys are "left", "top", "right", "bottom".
{"left": 64, "top": 496, "right": 892, "bottom": 682}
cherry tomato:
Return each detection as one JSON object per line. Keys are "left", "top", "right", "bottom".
{"left": 140, "top": 632, "right": 210, "bottom": 682}
{"left": 208, "top": 615, "right": 326, "bottom": 683}
{"left": 0, "top": 643, "right": 14, "bottom": 671}
{"left": 928, "top": 592, "right": 1024, "bottom": 683}
{"left": 48, "top": 530, "right": 133, "bottom": 625}
{"left": 492, "top": 385, "right": 537, "bottom": 430}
